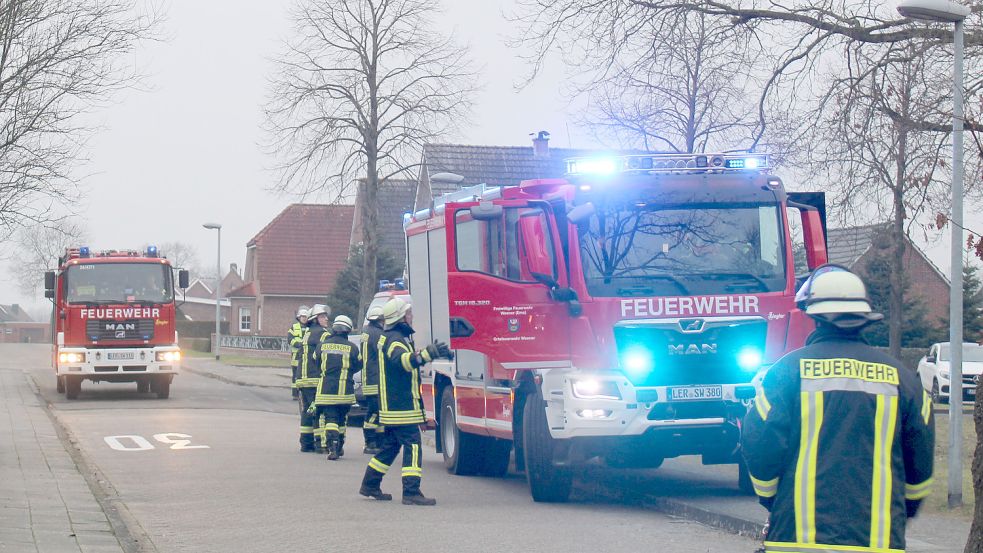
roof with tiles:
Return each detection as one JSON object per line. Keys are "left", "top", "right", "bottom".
{"left": 244, "top": 203, "right": 356, "bottom": 296}
{"left": 826, "top": 223, "right": 890, "bottom": 267}
{"left": 351, "top": 179, "right": 416, "bottom": 264}
{"left": 0, "top": 304, "right": 33, "bottom": 323}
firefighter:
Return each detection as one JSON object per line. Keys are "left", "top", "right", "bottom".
{"left": 359, "top": 297, "right": 452, "bottom": 505}
{"left": 288, "top": 305, "right": 310, "bottom": 400}
{"left": 297, "top": 304, "right": 330, "bottom": 452}
{"left": 360, "top": 305, "right": 385, "bottom": 454}
{"left": 742, "top": 265, "right": 934, "bottom": 553}
{"left": 313, "top": 315, "right": 362, "bottom": 460}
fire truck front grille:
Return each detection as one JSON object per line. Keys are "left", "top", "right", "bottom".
{"left": 86, "top": 319, "right": 155, "bottom": 342}
{"left": 614, "top": 318, "right": 767, "bottom": 388}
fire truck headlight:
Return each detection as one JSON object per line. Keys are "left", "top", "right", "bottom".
{"left": 156, "top": 351, "right": 181, "bottom": 362}
{"left": 59, "top": 352, "right": 83, "bottom": 364}
{"left": 571, "top": 378, "right": 621, "bottom": 400}
{"left": 737, "top": 347, "right": 763, "bottom": 372}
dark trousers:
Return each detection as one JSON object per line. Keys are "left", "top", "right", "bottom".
{"left": 362, "top": 425, "right": 423, "bottom": 496}
{"left": 316, "top": 404, "right": 350, "bottom": 446}
{"left": 290, "top": 362, "right": 300, "bottom": 398}
{"left": 298, "top": 387, "right": 317, "bottom": 449}
{"left": 362, "top": 395, "right": 384, "bottom": 442}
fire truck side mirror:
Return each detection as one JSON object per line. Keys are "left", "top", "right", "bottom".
{"left": 469, "top": 202, "right": 502, "bottom": 221}
{"left": 44, "top": 271, "right": 56, "bottom": 298}
{"left": 178, "top": 269, "right": 190, "bottom": 289}
{"left": 44, "top": 289, "right": 55, "bottom": 299}
{"left": 799, "top": 209, "right": 828, "bottom": 270}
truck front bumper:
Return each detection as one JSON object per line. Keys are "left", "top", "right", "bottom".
{"left": 540, "top": 368, "right": 756, "bottom": 440}
{"left": 56, "top": 346, "right": 181, "bottom": 377}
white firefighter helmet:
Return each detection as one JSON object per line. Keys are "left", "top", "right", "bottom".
{"left": 366, "top": 305, "right": 384, "bottom": 321}
{"left": 795, "top": 264, "right": 883, "bottom": 327}
{"left": 296, "top": 305, "right": 310, "bottom": 319}
{"left": 332, "top": 315, "right": 354, "bottom": 332}
{"left": 382, "top": 297, "right": 411, "bottom": 326}
{"left": 309, "top": 304, "right": 329, "bottom": 319}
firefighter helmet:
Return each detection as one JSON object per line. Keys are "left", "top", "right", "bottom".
{"left": 795, "top": 264, "right": 883, "bottom": 328}
{"left": 332, "top": 315, "right": 354, "bottom": 332}
{"left": 366, "top": 305, "right": 384, "bottom": 321}
{"left": 383, "top": 297, "right": 411, "bottom": 326}
{"left": 309, "top": 304, "right": 329, "bottom": 319}
{"left": 296, "top": 305, "right": 310, "bottom": 319}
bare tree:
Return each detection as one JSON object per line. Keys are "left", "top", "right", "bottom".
{"left": 7, "top": 218, "right": 88, "bottom": 297}
{"left": 0, "top": 0, "right": 159, "bottom": 238}
{"left": 265, "top": 0, "right": 475, "bottom": 318}
{"left": 157, "top": 241, "right": 201, "bottom": 276}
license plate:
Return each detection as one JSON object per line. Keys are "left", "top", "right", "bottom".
{"left": 668, "top": 385, "right": 723, "bottom": 401}
{"left": 107, "top": 352, "right": 134, "bottom": 360}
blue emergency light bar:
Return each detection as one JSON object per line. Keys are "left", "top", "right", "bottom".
{"left": 566, "top": 153, "right": 770, "bottom": 176}
{"left": 378, "top": 279, "right": 407, "bottom": 292}
{"left": 146, "top": 245, "right": 158, "bottom": 257}
{"left": 79, "top": 246, "right": 91, "bottom": 257}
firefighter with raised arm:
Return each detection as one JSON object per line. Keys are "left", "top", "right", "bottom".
{"left": 359, "top": 297, "right": 452, "bottom": 505}
{"left": 297, "top": 304, "right": 330, "bottom": 452}
{"left": 360, "top": 305, "right": 385, "bottom": 454}
{"left": 313, "top": 315, "right": 362, "bottom": 460}
{"left": 288, "top": 305, "right": 310, "bottom": 400}
{"left": 742, "top": 265, "right": 934, "bottom": 553}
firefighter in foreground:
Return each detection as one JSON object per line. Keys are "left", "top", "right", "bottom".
{"left": 297, "top": 304, "right": 329, "bottom": 452}
{"left": 288, "top": 305, "right": 310, "bottom": 400}
{"left": 742, "top": 265, "right": 934, "bottom": 553}
{"left": 314, "top": 315, "right": 362, "bottom": 460}
{"left": 360, "top": 305, "right": 385, "bottom": 454}
{"left": 359, "top": 297, "right": 452, "bottom": 505}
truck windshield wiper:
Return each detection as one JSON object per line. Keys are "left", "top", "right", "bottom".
{"left": 692, "top": 272, "right": 770, "bottom": 291}
{"left": 620, "top": 275, "right": 690, "bottom": 295}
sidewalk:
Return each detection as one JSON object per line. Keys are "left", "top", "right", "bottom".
{"left": 0, "top": 368, "right": 124, "bottom": 553}
{"left": 182, "top": 357, "right": 292, "bottom": 388}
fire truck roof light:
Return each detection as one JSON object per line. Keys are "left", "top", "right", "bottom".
{"left": 79, "top": 246, "right": 90, "bottom": 257}
{"left": 146, "top": 245, "right": 158, "bottom": 257}
{"left": 566, "top": 153, "right": 770, "bottom": 176}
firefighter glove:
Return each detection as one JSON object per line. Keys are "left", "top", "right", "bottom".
{"left": 420, "top": 344, "right": 439, "bottom": 363}
{"left": 433, "top": 340, "right": 453, "bottom": 359}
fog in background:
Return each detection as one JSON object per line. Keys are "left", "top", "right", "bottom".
{"left": 0, "top": 0, "right": 964, "bottom": 321}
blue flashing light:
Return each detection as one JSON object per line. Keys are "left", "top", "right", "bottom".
{"left": 146, "top": 245, "right": 158, "bottom": 257}
{"left": 621, "top": 347, "right": 654, "bottom": 376}
{"left": 745, "top": 157, "right": 760, "bottom": 169}
{"left": 737, "top": 346, "right": 763, "bottom": 372}
{"left": 79, "top": 246, "right": 90, "bottom": 257}
{"left": 570, "top": 157, "right": 618, "bottom": 176}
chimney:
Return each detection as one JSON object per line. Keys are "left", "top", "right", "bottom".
{"left": 531, "top": 130, "right": 550, "bottom": 158}
{"left": 229, "top": 263, "right": 239, "bottom": 277}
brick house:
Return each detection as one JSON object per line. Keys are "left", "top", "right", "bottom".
{"left": 0, "top": 304, "right": 49, "bottom": 344}
{"left": 827, "top": 224, "right": 950, "bottom": 323}
{"left": 350, "top": 179, "right": 417, "bottom": 268}
{"left": 228, "top": 203, "right": 356, "bottom": 336}
{"left": 178, "top": 264, "right": 241, "bottom": 322}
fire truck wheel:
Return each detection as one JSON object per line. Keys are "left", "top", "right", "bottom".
{"left": 738, "top": 461, "right": 755, "bottom": 495}
{"left": 64, "top": 376, "right": 82, "bottom": 400}
{"left": 439, "top": 387, "right": 482, "bottom": 476}
{"left": 481, "top": 438, "right": 512, "bottom": 477}
{"left": 155, "top": 376, "right": 171, "bottom": 399}
{"left": 56, "top": 376, "right": 65, "bottom": 394}
{"left": 137, "top": 378, "right": 150, "bottom": 393}
{"left": 522, "top": 388, "right": 572, "bottom": 503}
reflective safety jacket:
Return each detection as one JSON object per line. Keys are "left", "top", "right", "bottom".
{"left": 378, "top": 322, "right": 425, "bottom": 426}
{"left": 360, "top": 320, "right": 384, "bottom": 397}
{"left": 296, "top": 323, "right": 328, "bottom": 388}
{"left": 742, "top": 328, "right": 934, "bottom": 553}
{"left": 314, "top": 332, "right": 362, "bottom": 406}
{"left": 288, "top": 322, "right": 305, "bottom": 368}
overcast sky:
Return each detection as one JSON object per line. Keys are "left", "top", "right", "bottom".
{"left": 0, "top": 0, "right": 969, "bottom": 316}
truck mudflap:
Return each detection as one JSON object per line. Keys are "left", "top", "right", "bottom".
{"left": 539, "top": 368, "right": 757, "bottom": 440}
{"left": 55, "top": 346, "right": 181, "bottom": 376}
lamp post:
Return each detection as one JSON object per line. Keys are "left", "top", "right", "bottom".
{"left": 897, "top": 0, "right": 971, "bottom": 508}
{"left": 203, "top": 223, "right": 222, "bottom": 361}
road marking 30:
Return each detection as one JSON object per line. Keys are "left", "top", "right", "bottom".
{"left": 104, "top": 433, "right": 210, "bottom": 451}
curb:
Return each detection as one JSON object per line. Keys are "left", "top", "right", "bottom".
{"left": 641, "top": 496, "right": 765, "bottom": 539}
{"left": 27, "top": 373, "right": 159, "bottom": 553}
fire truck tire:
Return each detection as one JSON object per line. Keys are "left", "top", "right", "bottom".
{"left": 738, "top": 461, "right": 755, "bottom": 495}
{"left": 65, "top": 376, "right": 82, "bottom": 400}
{"left": 155, "top": 376, "right": 171, "bottom": 399}
{"left": 56, "top": 376, "right": 65, "bottom": 394}
{"left": 137, "top": 378, "right": 150, "bottom": 393}
{"left": 522, "top": 389, "right": 572, "bottom": 503}
{"left": 481, "top": 438, "right": 512, "bottom": 477}
{"left": 439, "top": 388, "right": 482, "bottom": 476}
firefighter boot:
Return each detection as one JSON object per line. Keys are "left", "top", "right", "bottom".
{"left": 401, "top": 476, "right": 436, "bottom": 506}
{"left": 358, "top": 467, "right": 392, "bottom": 501}
{"left": 401, "top": 494, "right": 437, "bottom": 506}
{"left": 363, "top": 434, "right": 380, "bottom": 455}
{"left": 327, "top": 437, "right": 341, "bottom": 461}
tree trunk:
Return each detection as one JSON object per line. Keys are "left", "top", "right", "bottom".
{"left": 967, "top": 379, "right": 983, "bottom": 552}
{"left": 357, "top": 156, "right": 381, "bottom": 324}
{"left": 889, "top": 185, "right": 905, "bottom": 358}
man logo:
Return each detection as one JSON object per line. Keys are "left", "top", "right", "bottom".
{"left": 115, "top": 330, "right": 126, "bottom": 339}
{"left": 678, "top": 319, "right": 706, "bottom": 333}
{"left": 668, "top": 343, "right": 718, "bottom": 355}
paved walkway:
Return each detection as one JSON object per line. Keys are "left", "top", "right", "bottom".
{"left": 182, "top": 357, "right": 291, "bottom": 389}
{"left": 0, "top": 369, "right": 124, "bottom": 553}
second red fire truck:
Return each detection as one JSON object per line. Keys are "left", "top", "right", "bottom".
{"left": 403, "top": 152, "right": 828, "bottom": 501}
{"left": 45, "top": 246, "right": 189, "bottom": 399}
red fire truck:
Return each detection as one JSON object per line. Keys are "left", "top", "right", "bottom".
{"left": 44, "top": 246, "right": 189, "bottom": 399}
{"left": 405, "top": 152, "right": 828, "bottom": 502}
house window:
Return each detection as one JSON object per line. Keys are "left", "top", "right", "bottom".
{"left": 239, "top": 307, "right": 252, "bottom": 332}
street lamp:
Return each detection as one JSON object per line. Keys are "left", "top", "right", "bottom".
{"left": 203, "top": 223, "right": 222, "bottom": 361}
{"left": 897, "top": 0, "right": 971, "bottom": 508}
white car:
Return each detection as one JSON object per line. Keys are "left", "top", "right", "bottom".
{"left": 916, "top": 342, "right": 983, "bottom": 404}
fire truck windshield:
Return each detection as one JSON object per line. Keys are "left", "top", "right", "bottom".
{"left": 65, "top": 263, "right": 173, "bottom": 304}
{"left": 579, "top": 202, "right": 786, "bottom": 297}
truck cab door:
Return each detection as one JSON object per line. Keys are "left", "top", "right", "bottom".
{"left": 446, "top": 200, "right": 571, "bottom": 435}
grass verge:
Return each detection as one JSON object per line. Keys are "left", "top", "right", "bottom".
{"left": 924, "top": 410, "right": 975, "bottom": 518}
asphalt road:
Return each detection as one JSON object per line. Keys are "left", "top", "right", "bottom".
{"left": 7, "top": 344, "right": 757, "bottom": 553}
